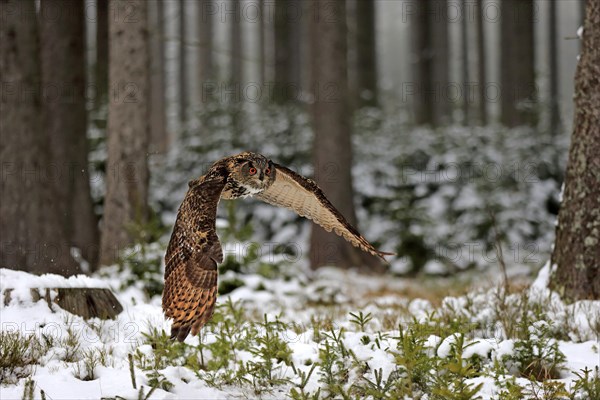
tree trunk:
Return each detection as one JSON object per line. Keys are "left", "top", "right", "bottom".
{"left": 460, "top": 0, "right": 469, "bottom": 125}
{"left": 258, "top": 0, "right": 266, "bottom": 86}
{"left": 410, "top": 0, "right": 450, "bottom": 126}
{"left": 429, "top": 0, "right": 450, "bottom": 126}
{"left": 500, "top": 0, "right": 536, "bottom": 127}
{"left": 355, "top": 0, "right": 378, "bottom": 108}
{"left": 410, "top": 0, "right": 432, "bottom": 125}
{"left": 179, "top": 0, "right": 188, "bottom": 128}
{"left": 39, "top": 0, "right": 99, "bottom": 270}
{"left": 309, "top": 0, "right": 384, "bottom": 272}
{"left": 99, "top": 0, "right": 150, "bottom": 265}
{"left": 273, "top": 0, "right": 292, "bottom": 103}
{"left": 273, "top": 0, "right": 301, "bottom": 103}
{"left": 548, "top": 0, "right": 561, "bottom": 137}
{"left": 198, "top": 0, "right": 214, "bottom": 104}
{"left": 0, "top": 0, "right": 80, "bottom": 276}
{"left": 230, "top": 0, "right": 242, "bottom": 86}
{"left": 475, "top": 0, "right": 487, "bottom": 125}
{"left": 289, "top": 0, "right": 302, "bottom": 98}
{"left": 149, "top": 0, "right": 167, "bottom": 153}
{"left": 96, "top": 0, "right": 109, "bottom": 108}
{"left": 549, "top": 0, "right": 600, "bottom": 301}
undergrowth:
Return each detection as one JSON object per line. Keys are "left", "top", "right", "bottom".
{"left": 111, "top": 286, "right": 594, "bottom": 399}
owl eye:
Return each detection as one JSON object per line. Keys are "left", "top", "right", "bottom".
{"left": 265, "top": 167, "right": 271, "bottom": 175}
{"left": 248, "top": 167, "right": 257, "bottom": 175}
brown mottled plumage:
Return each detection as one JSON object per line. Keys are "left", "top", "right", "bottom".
{"left": 163, "top": 152, "right": 393, "bottom": 341}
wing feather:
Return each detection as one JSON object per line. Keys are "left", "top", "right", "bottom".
{"left": 255, "top": 164, "right": 393, "bottom": 260}
{"left": 163, "top": 176, "right": 225, "bottom": 342}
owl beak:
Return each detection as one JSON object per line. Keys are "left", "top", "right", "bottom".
{"left": 258, "top": 171, "right": 265, "bottom": 181}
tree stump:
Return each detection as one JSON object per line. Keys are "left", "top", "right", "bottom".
{"left": 3, "top": 287, "right": 123, "bottom": 320}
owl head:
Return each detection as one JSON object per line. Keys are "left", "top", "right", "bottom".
{"left": 229, "top": 152, "right": 276, "bottom": 193}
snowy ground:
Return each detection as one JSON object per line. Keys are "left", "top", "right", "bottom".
{"left": 1, "top": 262, "right": 598, "bottom": 399}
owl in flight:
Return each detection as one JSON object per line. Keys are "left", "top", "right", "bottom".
{"left": 163, "top": 152, "right": 393, "bottom": 341}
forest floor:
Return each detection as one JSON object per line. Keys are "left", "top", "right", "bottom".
{"left": 1, "top": 262, "right": 599, "bottom": 399}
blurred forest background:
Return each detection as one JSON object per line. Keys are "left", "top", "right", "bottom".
{"left": 0, "top": 0, "right": 592, "bottom": 284}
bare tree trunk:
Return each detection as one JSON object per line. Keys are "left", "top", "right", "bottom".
{"left": 149, "top": 0, "right": 167, "bottom": 153}
{"left": 355, "top": 0, "right": 378, "bottom": 108}
{"left": 550, "top": 0, "right": 600, "bottom": 301}
{"left": 198, "top": 0, "right": 214, "bottom": 104}
{"left": 273, "top": 0, "right": 301, "bottom": 103}
{"left": 410, "top": 0, "right": 432, "bottom": 125}
{"left": 309, "top": 0, "right": 384, "bottom": 272}
{"left": 410, "top": 0, "right": 450, "bottom": 126}
{"left": 258, "top": 0, "right": 266, "bottom": 86}
{"left": 500, "top": 0, "right": 536, "bottom": 127}
{"left": 40, "top": 0, "right": 99, "bottom": 269}
{"left": 300, "top": 0, "right": 312, "bottom": 97}
{"left": 1, "top": 0, "right": 80, "bottom": 276}
{"left": 460, "top": 0, "right": 469, "bottom": 125}
{"left": 96, "top": 0, "right": 109, "bottom": 108}
{"left": 430, "top": 0, "right": 449, "bottom": 126}
{"left": 179, "top": 0, "right": 188, "bottom": 128}
{"left": 475, "top": 0, "right": 487, "bottom": 125}
{"left": 99, "top": 0, "right": 150, "bottom": 265}
{"left": 289, "top": 0, "right": 302, "bottom": 98}
{"left": 230, "top": 0, "right": 242, "bottom": 86}
{"left": 346, "top": 0, "right": 358, "bottom": 110}
{"left": 548, "top": 0, "right": 561, "bottom": 137}
{"left": 273, "top": 0, "right": 292, "bottom": 103}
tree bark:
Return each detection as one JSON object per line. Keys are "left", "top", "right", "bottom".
{"left": 475, "top": 0, "right": 487, "bottom": 125}
{"left": 355, "top": 0, "right": 378, "bottom": 108}
{"left": 96, "top": 0, "right": 109, "bottom": 108}
{"left": 460, "top": 0, "right": 469, "bottom": 125}
{"left": 273, "top": 0, "right": 301, "bottom": 103}
{"left": 179, "top": 0, "right": 188, "bottom": 128}
{"left": 230, "top": 0, "right": 242, "bottom": 86}
{"left": 429, "top": 0, "right": 449, "bottom": 125}
{"left": 549, "top": 0, "right": 600, "bottom": 301}
{"left": 149, "top": 0, "right": 167, "bottom": 153}
{"left": 39, "top": 0, "right": 99, "bottom": 269}
{"left": 99, "top": 0, "right": 150, "bottom": 265}
{"left": 548, "top": 0, "right": 561, "bottom": 137}
{"left": 500, "top": 0, "right": 536, "bottom": 127}
{"left": 273, "top": 0, "right": 292, "bottom": 103}
{"left": 1, "top": 0, "right": 80, "bottom": 276}
{"left": 309, "top": 0, "right": 384, "bottom": 272}
{"left": 410, "top": 0, "right": 450, "bottom": 126}
{"left": 198, "top": 0, "right": 214, "bottom": 104}
{"left": 289, "top": 0, "right": 302, "bottom": 98}
{"left": 258, "top": 0, "right": 266, "bottom": 86}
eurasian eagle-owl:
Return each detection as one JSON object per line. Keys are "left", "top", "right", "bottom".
{"left": 163, "top": 152, "right": 392, "bottom": 341}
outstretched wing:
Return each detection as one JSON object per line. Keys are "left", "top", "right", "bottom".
{"left": 255, "top": 164, "right": 393, "bottom": 260}
{"left": 162, "top": 177, "right": 226, "bottom": 342}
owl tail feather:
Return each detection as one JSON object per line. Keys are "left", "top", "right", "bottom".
{"left": 170, "top": 325, "right": 191, "bottom": 342}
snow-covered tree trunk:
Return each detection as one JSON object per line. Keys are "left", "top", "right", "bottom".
{"left": 99, "top": 0, "right": 150, "bottom": 265}
{"left": 1, "top": 0, "right": 80, "bottom": 275}
{"left": 550, "top": 0, "right": 600, "bottom": 301}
